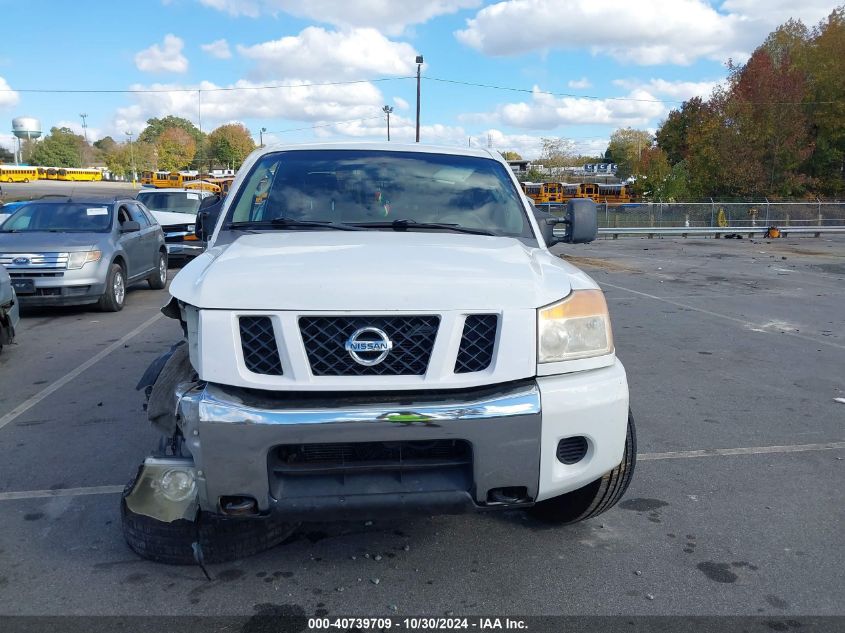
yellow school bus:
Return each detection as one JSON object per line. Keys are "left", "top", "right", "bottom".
{"left": 46, "top": 168, "right": 58, "bottom": 180}
{"left": 37, "top": 167, "right": 48, "bottom": 180}
{"left": 56, "top": 168, "right": 103, "bottom": 181}
{"left": 0, "top": 165, "right": 39, "bottom": 183}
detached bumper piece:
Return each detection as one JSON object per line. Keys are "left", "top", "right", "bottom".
{"left": 176, "top": 381, "right": 542, "bottom": 520}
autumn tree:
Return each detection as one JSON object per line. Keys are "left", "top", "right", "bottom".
{"left": 607, "top": 128, "right": 653, "bottom": 180}
{"left": 139, "top": 115, "right": 204, "bottom": 146}
{"left": 207, "top": 123, "right": 255, "bottom": 169}
{"left": 500, "top": 150, "right": 523, "bottom": 160}
{"left": 539, "top": 137, "right": 575, "bottom": 168}
{"left": 156, "top": 128, "right": 196, "bottom": 172}
{"left": 103, "top": 141, "right": 156, "bottom": 178}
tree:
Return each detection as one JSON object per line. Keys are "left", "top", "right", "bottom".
{"left": 0, "top": 146, "right": 12, "bottom": 163}
{"left": 655, "top": 97, "right": 710, "bottom": 165}
{"left": 539, "top": 137, "right": 575, "bottom": 168}
{"left": 207, "top": 123, "right": 255, "bottom": 169}
{"left": 93, "top": 136, "right": 118, "bottom": 153}
{"left": 139, "top": 115, "right": 204, "bottom": 146}
{"left": 156, "top": 128, "right": 196, "bottom": 172}
{"left": 103, "top": 141, "right": 156, "bottom": 178}
{"left": 500, "top": 150, "right": 523, "bottom": 161}
{"left": 28, "top": 127, "right": 87, "bottom": 167}
{"left": 607, "top": 128, "right": 653, "bottom": 180}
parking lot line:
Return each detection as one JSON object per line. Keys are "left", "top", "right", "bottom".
{"left": 0, "top": 312, "right": 163, "bottom": 432}
{"left": 639, "top": 441, "right": 845, "bottom": 461}
{"left": 599, "top": 280, "right": 845, "bottom": 351}
{"left": 0, "top": 442, "right": 841, "bottom": 502}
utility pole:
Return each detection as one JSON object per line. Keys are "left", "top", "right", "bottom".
{"left": 382, "top": 105, "right": 393, "bottom": 141}
{"left": 259, "top": 127, "right": 267, "bottom": 148}
{"left": 415, "top": 54, "right": 423, "bottom": 143}
{"left": 79, "top": 113, "right": 89, "bottom": 143}
{"left": 125, "top": 131, "right": 136, "bottom": 188}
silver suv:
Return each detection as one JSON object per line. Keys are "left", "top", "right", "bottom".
{"left": 0, "top": 197, "right": 167, "bottom": 311}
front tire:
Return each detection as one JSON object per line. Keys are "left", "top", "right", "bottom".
{"left": 148, "top": 251, "right": 168, "bottom": 289}
{"left": 529, "top": 410, "right": 637, "bottom": 524}
{"left": 97, "top": 263, "right": 126, "bottom": 312}
{"left": 121, "top": 478, "right": 298, "bottom": 565}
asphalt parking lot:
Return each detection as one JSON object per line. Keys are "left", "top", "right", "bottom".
{"left": 0, "top": 236, "right": 842, "bottom": 621}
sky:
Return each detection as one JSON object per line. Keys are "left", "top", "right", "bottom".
{"left": 0, "top": 0, "right": 840, "bottom": 159}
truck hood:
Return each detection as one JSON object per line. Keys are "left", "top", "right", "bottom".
{"left": 170, "top": 231, "right": 594, "bottom": 311}
{"left": 150, "top": 210, "right": 197, "bottom": 227}
{"left": 0, "top": 232, "right": 98, "bottom": 253}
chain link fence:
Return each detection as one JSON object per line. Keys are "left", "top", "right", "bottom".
{"left": 595, "top": 201, "right": 845, "bottom": 228}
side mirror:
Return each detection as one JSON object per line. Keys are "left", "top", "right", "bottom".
{"left": 120, "top": 220, "right": 141, "bottom": 233}
{"left": 198, "top": 194, "right": 220, "bottom": 210}
{"left": 195, "top": 200, "right": 223, "bottom": 242}
{"left": 562, "top": 198, "right": 598, "bottom": 244}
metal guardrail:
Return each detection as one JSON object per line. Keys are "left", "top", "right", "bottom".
{"left": 598, "top": 226, "right": 845, "bottom": 238}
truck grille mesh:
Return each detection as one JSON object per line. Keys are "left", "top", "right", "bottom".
{"left": 454, "top": 315, "right": 498, "bottom": 373}
{"left": 239, "top": 316, "right": 283, "bottom": 375}
{"left": 299, "top": 316, "right": 439, "bottom": 376}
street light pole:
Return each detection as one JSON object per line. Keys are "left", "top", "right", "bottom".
{"left": 125, "top": 131, "right": 136, "bottom": 188}
{"left": 415, "top": 54, "right": 423, "bottom": 143}
{"left": 382, "top": 105, "right": 393, "bottom": 141}
{"left": 260, "top": 127, "right": 267, "bottom": 148}
{"left": 79, "top": 113, "right": 89, "bottom": 143}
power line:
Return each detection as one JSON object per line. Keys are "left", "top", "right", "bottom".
{"left": 0, "top": 76, "right": 414, "bottom": 94}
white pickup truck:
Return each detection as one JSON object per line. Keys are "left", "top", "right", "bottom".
{"left": 124, "top": 143, "right": 635, "bottom": 564}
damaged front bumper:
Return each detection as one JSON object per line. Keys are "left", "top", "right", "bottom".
{"left": 129, "top": 380, "right": 543, "bottom": 523}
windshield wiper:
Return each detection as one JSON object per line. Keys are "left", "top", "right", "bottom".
{"left": 228, "top": 218, "right": 363, "bottom": 231}
{"left": 352, "top": 219, "right": 495, "bottom": 236}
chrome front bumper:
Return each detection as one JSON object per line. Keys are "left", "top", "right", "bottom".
{"left": 176, "top": 381, "right": 542, "bottom": 517}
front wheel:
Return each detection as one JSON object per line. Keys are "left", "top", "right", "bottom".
{"left": 529, "top": 410, "right": 637, "bottom": 524}
{"left": 148, "top": 251, "right": 167, "bottom": 289}
{"left": 97, "top": 263, "right": 126, "bottom": 312}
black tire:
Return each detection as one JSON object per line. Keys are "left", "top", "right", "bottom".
{"left": 121, "top": 479, "right": 298, "bottom": 565}
{"left": 97, "top": 263, "right": 126, "bottom": 312}
{"left": 148, "top": 251, "right": 168, "bottom": 290}
{"left": 529, "top": 410, "right": 637, "bottom": 524}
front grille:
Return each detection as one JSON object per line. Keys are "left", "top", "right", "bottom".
{"left": 9, "top": 271, "right": 64, "bottom": 278}
{"left": 557, "top": 436, "right": 589, "bottom": 464}
{"left": 239, "top": 316, "right": 283, "bottom": 375}
{"left": 0, "top": 252, "right": 69, "bottom": 270}
{"left": 299, "top": 316, "right": 439, "bottom": 376}
{"left": 454, "top": 315, "right": 498, "bottom": 373}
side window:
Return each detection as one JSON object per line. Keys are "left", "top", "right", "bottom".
{"left": 128, "top": 203, "right": 150, "bottom": 227}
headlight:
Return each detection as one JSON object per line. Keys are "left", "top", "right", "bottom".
{"left": 538, "top": 289, "right": 614, "bottom": 363}
{"left": 67, "top": 250, "right": 102, "bottom": 269}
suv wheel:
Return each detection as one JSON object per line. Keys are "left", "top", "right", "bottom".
{"left": 148, "top": 251, "right": 168, "bottom": 290}
{"left": 98, "top": 263, "right": 126, "bottom": 312}
{"left": 121, "top": 472, "right": 298, "bottom": 565}
{"left": 529, "top": 410, "right": 637, "bottom": 524}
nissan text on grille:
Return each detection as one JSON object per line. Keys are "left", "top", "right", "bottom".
{"left": 124, "top": 143, "right": 636, "bottom": 564}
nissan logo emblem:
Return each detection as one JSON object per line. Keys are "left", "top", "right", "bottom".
{"left": 344, "top": 327, "right": 393, "bottom": 366}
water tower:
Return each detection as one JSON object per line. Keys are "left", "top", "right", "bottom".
{"left": 11, "top": 117, "right": 42, "bottom": 164}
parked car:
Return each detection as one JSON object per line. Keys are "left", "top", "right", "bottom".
{"left": 0, "top": 265, "right": 19, "bottom": 353}
{"left": 0, "top": 201, "right": 29, "bottom": 228}
{"left": 135, "top": 188, "right": 218, "bottom": 264}
{"left": 0, "top": 197, "right": 167, "bottom": 311}
{"left": 124, "top": 143, "right": 633, "bottom": 564}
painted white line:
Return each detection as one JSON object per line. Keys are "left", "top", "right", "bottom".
{"left": 0, "top": 312, "right": 163, "bottom": 431}
{"left": 1, "top": 443, "right": 843, "bottom": 503}
{"left": 0, "top": 485, "right": 124, "bottom": 501}
{"left": 639, "top": 441, "right": 845, "bottom": 461}
{"left": 599, "top": 280, "right": 845, "bottom": 351}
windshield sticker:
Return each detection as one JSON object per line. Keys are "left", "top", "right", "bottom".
{"left": 87, "top": 207, "right": 109, "bottom": 216}
{"left": 187, "top": 193, "right": 199, "bottom": 200}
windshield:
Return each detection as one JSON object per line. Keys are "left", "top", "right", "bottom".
{"left": 136, "top": 191, "right": 202, "bottom": 214}
{"left": 224, "top": 150, "right": 532, "bottom": 238}
{"left": 0, "top": 203, "right": 113, "bottom": 233}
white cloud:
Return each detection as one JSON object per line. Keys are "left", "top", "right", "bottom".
{"left": 612, "top": 78, "right": 721, "bottom": 101}
{"left": 200, "top": 0, "right": 480, "bottom": 36}
{"left": 113, "top": 79, "right": 386, "bottom": 134}
{"left": 237, "top": 27, "right": 418, "bottom": 80}
{"left": 393, "top": 96, "right": 410, "bottom": 110}
{"left": 462, "top": 85, "right": 667, "bottom": 130}
{"left": 134, "top": 34, "right": 189, "bottom": 73}
{"left": 567, "top": 77, "right": 592, "bottom": 90}
{"left": 55, "top": 120, "right": 104, "bottom": 143}
{"left": 719, "top": 0, "right": 836, "bottom": 30}
{"left": 0, "top": 76, "right": 19, "bottom": 109}
{"left": 456, "top": 0, "right": 754, "bottom": 65}
{"left": 201, "top": 38, "right": 232, "bottom": 59}
{"left": 0, "top": 133, "right": 16, "bottom": 153}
